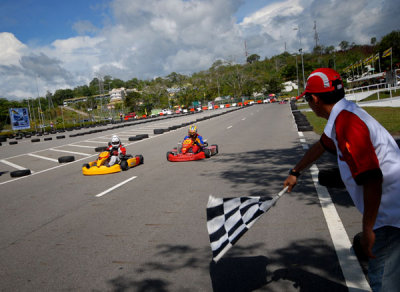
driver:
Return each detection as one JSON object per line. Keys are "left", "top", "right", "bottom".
{"left": 183, "top": 125, "right": 204, "bottom": 153}
{"left": 107, "top": 135, "right": 126, "bottom": 166}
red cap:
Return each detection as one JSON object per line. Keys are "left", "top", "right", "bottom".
{"left": 296, "top": 68, "right": 343, "bottom": 100}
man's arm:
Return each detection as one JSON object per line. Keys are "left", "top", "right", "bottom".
{"left": 361, "top": 177, "right": 382, "bottom": 258}
{"left": 284, "top": 140, "right": 325, "bottom": 192}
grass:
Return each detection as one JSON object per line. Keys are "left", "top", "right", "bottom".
{"left": 303, "top": 106, "right": 400, "bottom": 136}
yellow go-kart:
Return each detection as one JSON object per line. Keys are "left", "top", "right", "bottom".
{"left": 82, "top": 150, "right": 143, "bottom": 175}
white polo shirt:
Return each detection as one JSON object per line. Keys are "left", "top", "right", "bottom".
{"left": 323, "top": 98, "right": 400, "bottom": 230}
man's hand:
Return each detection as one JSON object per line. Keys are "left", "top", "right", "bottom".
{"left": 361, "top": 229, "right": 376, "bottom": 258}
{"left": 284, "top": 175, "right": 297, "bottom": 192}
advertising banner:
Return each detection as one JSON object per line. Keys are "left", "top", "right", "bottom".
{"left": 9, "top": 108, "right": 30, "bottom": 130}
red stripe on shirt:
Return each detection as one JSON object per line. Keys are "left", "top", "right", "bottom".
{"left": 335, "top": 110, "right": 380, "bottom": 178}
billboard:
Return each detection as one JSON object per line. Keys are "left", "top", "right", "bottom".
{"left": 9, "top": 108, "right": 30, "bottom": 130}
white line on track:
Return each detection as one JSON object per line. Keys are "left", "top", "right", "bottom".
{"left": 0, "top": 159, "right": 28, "bottom": 170}
{"left": 83, "top": 140, "right": 110, "bottom": 144}
{"left": 95, "top": 176, "right": 137, "bottom": 197}
{"left": 69, "top": 144, "right": 96, "bottom": 148}
{"left": 298, "top": 131, "right": 370, "bottom": 291}
{"left": 28, "top": 153, "right": 59, "bottom": 162}
{"left": 227, "top": 125, "right": 232, "bottom": 129}
{"left": 242, "top": 118, "right": 246, "bottom": 121}
{"left": 49, "top": 148, "right": 91, "bottom": 156}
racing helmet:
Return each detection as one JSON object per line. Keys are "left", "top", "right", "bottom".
{"left": 111, "top": 135, "right": 121, "bottom": 148}
{"left": 188, "top": 125, "right": 198, "bottom": 137}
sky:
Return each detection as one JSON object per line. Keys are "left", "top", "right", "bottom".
{"left": 1, "top": 0, "right": 399, "bottom": 100}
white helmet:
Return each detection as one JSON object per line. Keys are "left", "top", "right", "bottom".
{"left": 111, "top": 135, "right": 121, "bottom": 148}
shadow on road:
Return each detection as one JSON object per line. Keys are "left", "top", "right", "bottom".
{"left": 107, "top": 237, "right": 350, "bottom": 291}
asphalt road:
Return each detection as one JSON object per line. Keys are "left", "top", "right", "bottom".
{"left": 0, "top": 104, "right": 369, "bottom": 291}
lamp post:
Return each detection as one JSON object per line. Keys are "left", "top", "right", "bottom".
{"left": 293, "top": 54, "right": 300, "bottom": 96}
{"left": 299, "top": 48, "right": 306, "bottom": 91}
{"left": 294, "top": 26, "right": 306, "bottom": 90}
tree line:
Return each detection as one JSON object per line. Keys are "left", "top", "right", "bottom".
{"left": 1, "top": 30, "right": 398, "bottom": 131}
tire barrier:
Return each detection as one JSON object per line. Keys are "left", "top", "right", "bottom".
{"left": 9, "top": 141, "right": 18, "bottom": 145}
{"left": 297, "top": 125, "right": 313, "bottom": 132}
{"left": 128, "top": 136, "right": 142, "bottom": 141}
{"left": 56, "top": 135, "right": 66, "bottom": 139}
{"left": 318, "top": 168, "right": 345, "bottom": 188}
{"left": 58, "top": 156, "right": 75, "bottom": 163}
{"left": 137, "top": 134, "right": 149, "bottom": 139}
{"left": 44, "top": 137, "right": 53, "bottom": 141}
{"left": 0, "top": 136, "right": 7, "bottom": 142}
{"left": 154, "top": 129, "right": 164, "bottom": 134}
{"left": 31, "top": 138, "right": 40, "bottom": 143}
{"left": 10, "top": 169, "right": 31, "bottom": 178}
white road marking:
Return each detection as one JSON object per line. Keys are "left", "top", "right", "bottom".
{"left": 242, "top": 118, "right": 246, "bottom": 121}
{"left": 69, "top": 144, "right": 96, "bottom": 148}
{"left": 28, "top": 153, "right": 59, "bottom": 162}
{"left": 49, "top": 148, "right": 91, "bottom": 156}
{"left": 0, "top": 159, "right": 27, "bottom": 170}
{"left": 298, "top": 131, "right": 370, "bottom": 291}
{"left": 95, "top": 176, "right": 137, "bottom": 197}
{"left": 227, "top": 126, "right": 232, "bottom": 129}
{"left": 84, "top": 140, "right": 110, "bottom": 144}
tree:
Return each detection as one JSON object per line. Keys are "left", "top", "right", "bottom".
{"left": 339, "top": 40, "right": 349, "bottom": 51}
{"left": 247, "top": 54, "right": 260, "bottom": 64}
{"left": 124, "top": 91, "right": 141, "bottom": 112}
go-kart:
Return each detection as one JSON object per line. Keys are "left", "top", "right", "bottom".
{"left": 166, "top": 138, "right": 218, "bottom": 162}
{"left": 82, "top": 150, "right": 143, "bottom": 175}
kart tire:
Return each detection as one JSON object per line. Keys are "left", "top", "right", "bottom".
{"left": 211, "top": 144, "right": 219, "bottom": 154}
{"left": 166, "top": 151, "right": 173, "bottom": 161}
{"left": 10, "top": 169, "right": 31, "bottom": 178}
{"left": 82, "top": 163, "right": 90, "bottom": 169}
{"left": 95, "top": 146, "right": 108, "bottom": 152}
{"left": 136, "top": 155, "right": 144, "bottom": 164}
{"left": 58, "top": 156, "right": 75, "bottom": 163}
{"left": 9, "top": 141, "right": 18, "bottom": 145}
{"left": 204, "top": 148, "right": 211, "bottom": 158}
{"left": 120, "top": 160, "right": 129, "bottom": 171}
{"left": 31, "top": 138, "right": 40, "bottom": 143}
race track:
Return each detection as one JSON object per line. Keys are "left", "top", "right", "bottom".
{"left": 0, "top": 104, "right": 369, "bottom": 291}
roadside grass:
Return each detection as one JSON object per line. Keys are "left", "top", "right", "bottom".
{"left": 302, "top": 106, "right": 400, "bottom": 136}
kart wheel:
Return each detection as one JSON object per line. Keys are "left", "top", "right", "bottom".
{"left": 136, "top": 155, "right": 144, "bottom": 164}
{"left": 211, "top": 144, "right": 219, "bottom": 154}
{"left": 58, "top": 156, "right": 75, "bottom": 163}
{"left": 95, "top": 146, "right": 108, "bottom": 152}
{"left": 166, "top": 151, "right": 173, "bottom": 161}
{"left": 82, "top": 163, "right": 90, "bottom": 169}
{"left": 120, "top": 160, "right": 129, "bottom": 171}
{"left": 10, "top": 169, "right": 31, "bottom": 178}
{"left": 204, "top": 148, "right": 211, "bottom": 158}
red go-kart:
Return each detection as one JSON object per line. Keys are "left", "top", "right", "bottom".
{"left": 166, "top": 139, "right": 218, "bottom": 162}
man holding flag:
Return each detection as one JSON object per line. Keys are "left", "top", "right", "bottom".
{"left": 285, "top": 68, "right": 400, "bottom": 292}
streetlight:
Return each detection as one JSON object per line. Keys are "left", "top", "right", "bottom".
{"left": 292, "top": 53, "right": 300, "bottom": 96}
{"left": 299, "top": 48, "right": 306, "bottom": 91}
{"left": 294, "top": 26, "right": 306, "bottom": 90}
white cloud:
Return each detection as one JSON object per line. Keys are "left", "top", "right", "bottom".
{"left": 1, "top": 0, "right": 399, "bottom": 100}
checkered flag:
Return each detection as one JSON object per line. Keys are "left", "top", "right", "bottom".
{"left": 207, "top": 187, "right": 288, "bottom": 262}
